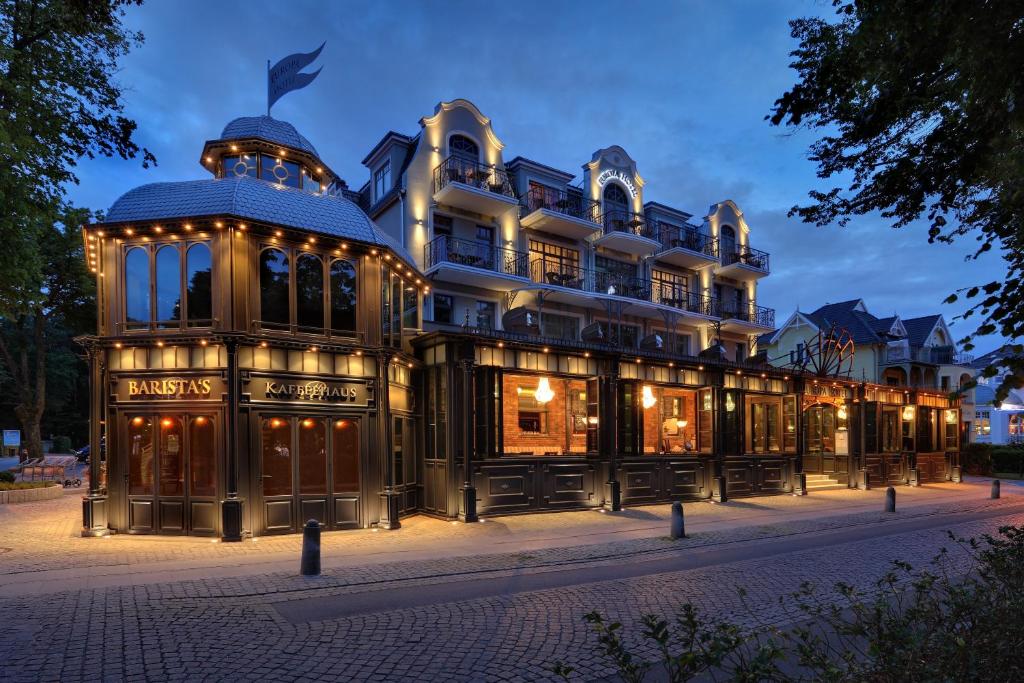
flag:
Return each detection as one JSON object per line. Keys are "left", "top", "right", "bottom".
{"left": 267, "top": 42, "right": 325, "bottom": 114}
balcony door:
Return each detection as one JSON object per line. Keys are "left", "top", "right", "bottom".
{"left": 720, "top": 225, "right": 736, "bottom": 260}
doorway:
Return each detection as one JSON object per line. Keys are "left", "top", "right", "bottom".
{"left": 259, "top": 413, "right": 363, "bottom": 534}
{"left": 124, "top": 412, "right": 220, "bottom": 535}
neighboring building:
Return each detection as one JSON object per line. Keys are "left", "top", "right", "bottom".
{"left": 758, "top": 299, "right": 974, "bottom": 440}
{"left": 970, "top": 345, "right": 1024, "bottom": 444}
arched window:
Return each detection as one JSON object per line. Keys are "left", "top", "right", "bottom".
{"left": 329, "top": 259, "right": 357, "bottom": 333}
{"left": 125, "top": 247, "right": 151, "bottom": 324}
{"left": 603, "top": 183, "right": 629, "bottom": 213}
{"left": 155, "top": 245, "right": 181, "bottom": 324}
{"left": 186, "top": 243, "right": 212, "bottom": 324}
{"left": 259, "top": 248, "right": 290, "bottom": 326}
{"left": 720, "top": 225, "right": 737, "bottom": 258}
{"left": 449, "top": 134, "right": 479, "bottom": 160}
{"left": 295, "top": 253, "right": 325, "bottom": 330}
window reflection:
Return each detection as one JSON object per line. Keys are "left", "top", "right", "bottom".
{"left": 223, "top": 154, "right": 257, "bottom": 178}
{"left": 262, "top": 417, "right": 292, "bottom": 497}
{"left": 155, "top": 245, "right": 181, "bottom": 325}
{"left": 158, "top": 416, "right": 184, "bottom": 497}
{"left": 747, "top": 396, "right": 782, "bottom": 454}
{"left": 186, "top": 243, "right": 212, "bottom": 324}
{"left": 641, "top": 387, "right": 699, "bottom": 454}
{"left": 329, "top": 259, "right": 357, "bottom": 333}
{"left": 333, "top": 419, "right": 360, "bottom": 491}
{"left": 298, "top": 417, "right": 327, "bottom": 495}
{"left": 125, "top": 248, "right": 150, "bottom": 324}
{"left": 261, "top": 157, "right": 301, "bottom": 188}
{"left": 260, "top": 248, "right": 290, "bottom": 326}
{"left": 128, "top": 415, "right": 153, "bottom": 495}
{"left": 189, "top": 416, "right": 216, "bottom": 497}
{"left": 296, "top": 254, "right": 324, "bottom": 330}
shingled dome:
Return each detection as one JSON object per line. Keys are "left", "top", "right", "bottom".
{"left": 105, "top": 176, "right": 415, "bottom": 263}
{"left": 220, "top": 115, "right": 318, "bottom": 157}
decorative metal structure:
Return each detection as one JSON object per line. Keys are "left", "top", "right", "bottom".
{"left": 788, "top": 324, "right": 856, "bottom": 378}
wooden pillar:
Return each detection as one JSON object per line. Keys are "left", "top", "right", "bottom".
{"left": 221, "top": 337, "right": 243, "bottom": 541}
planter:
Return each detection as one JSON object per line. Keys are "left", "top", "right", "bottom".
{"left": 0, "top": 483, "right": 64, "bottom": 504}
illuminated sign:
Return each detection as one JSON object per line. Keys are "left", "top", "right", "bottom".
{"left": 597, "top": 169, "right": 638, "bottom": 198}
{"left": 116, "top": 376, "right": 222, "bottom": 401}
{"left": 247, "top": 377, "right": 371, "bottom": 406}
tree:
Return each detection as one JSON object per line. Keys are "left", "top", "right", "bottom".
{"left": 0, "top": 210, "right": 95, "bottom": 459}
{"left": 767, "top": 1, "right": 1024, "bottom": 402}
{"left": 0, "top": 0, "right": 151, "bottom": 457}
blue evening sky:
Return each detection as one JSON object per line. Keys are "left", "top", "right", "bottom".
{"left": 68, "top": 0, "right": 1004, "bottom": 354}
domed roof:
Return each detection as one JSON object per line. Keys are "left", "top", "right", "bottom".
{"left": 105, "top": 176, "right": 415, "bottom": 265}
{"left": 220, "top": 115, "right": 318, "bottom": 157}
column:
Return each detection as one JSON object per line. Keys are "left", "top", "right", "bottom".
{"left": 81, "top": 343, "right": 109, "bottom": 537}
{"left": 221, "top": 337, "right": 243, "bottom": 541}
{"left": 458, "top": 358, "right": 478, "bottom": 522}
{"left": 378, "top": 352, "right": 401, "bottom": 529}
{"left": 602, "top": 365, "right": 621, "bottom": 511}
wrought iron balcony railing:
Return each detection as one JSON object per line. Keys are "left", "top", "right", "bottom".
{"left": 602, "top": 210, "right": 657, "bottom": 240}
{"left": 530, "top": 258, "right": 650, "bottom": 300}
{"left": 656, "top": 223, "right": 719, "bottom": 258}
{"left": 425, "top": 235, "right": 529, "bottom": 278}
{"left": 432, "top": 155, "right": 516, "bottom": 199}
{"left": 721, "top": 245, "right": 770, "bottom": 272}
{"left": 715, "top": 300, "right": 776, "bottom": 328}
{"left": 649, "top": 281, "right": 717, "bottom": 316}
{"left": 522, "top": 185, "right": 602, "bottom": 225}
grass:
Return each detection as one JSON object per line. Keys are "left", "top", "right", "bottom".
{"left": 0, "top": 481, "right": 58, "bottom": 491}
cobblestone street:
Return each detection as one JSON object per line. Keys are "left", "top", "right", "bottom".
{"left": 1, "top": 480, "right": 1021, "bottom": 681}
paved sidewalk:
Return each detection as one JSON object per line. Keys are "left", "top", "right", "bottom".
{"left": 0, "top": 477, "right": 1014, "bottom": 598}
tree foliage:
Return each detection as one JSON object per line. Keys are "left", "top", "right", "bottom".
{"left": 0, "top": 0, "right": 150, "bottom": 455}
{"left": 767, "top": 0, "right": 1024, "bottom": 402}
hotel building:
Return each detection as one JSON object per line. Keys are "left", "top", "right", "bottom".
{"left": 79, "top": 100, "right": 961, "bottom": 538}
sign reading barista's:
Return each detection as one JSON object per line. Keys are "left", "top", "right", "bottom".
{"left": 114, "top": 376, "right": 225, "bottom": 402}
{"left": 247, "top": 377, "right": 371, "bottom": 407}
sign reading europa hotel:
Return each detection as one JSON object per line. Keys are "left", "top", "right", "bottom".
{"left": 115, "top": 376, "right": 224, "bottom": 401}
{"left": 597, "top": 169, "right": 638, "bottom": 198}
{"left": 248, "top": 378, "right": 370, "bottom": 406}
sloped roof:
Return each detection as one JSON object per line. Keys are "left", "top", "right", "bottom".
{"left": 220, "top": 116, "right": 318, "bottom": 156}
{"left": 805, "top": 300, "right": 882, "bottom": 345}
{"left": 969, "top": 344, "right": 1017, "bottom": 370}
{"left": 104, "top": 176, "right": 415, "bottom": 264}
{"left": 902, "top": 315, "right": 942, "bottom": 347}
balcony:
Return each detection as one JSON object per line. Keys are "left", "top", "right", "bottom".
{"left": 519, "top": 186, "right": 602, "bottom": 240}
{"left": 649, "top": 281, "right": 718, "bottom": 318}
{"left": 432, "top": 156, "right": 519, "bottom": 216}
{"left": 884, "top": 345, "right": 968, "bottom": 365}
{"left": 424, "top": 235, "right": 530, "bottom": 291}
{"left": 717, "top": 245, "right": 770, "bottom": 280}
{"left": 654, "top": 223, "right": 719, "bottom": 269}
{"left": 716, "top": 301, "right": 776, "bottom": 331}
{"left": 594, "top": 210, "right": 661, "bottom": 256}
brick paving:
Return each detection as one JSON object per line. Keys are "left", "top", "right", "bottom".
{"left": 0, "top": 481, "right": 1021, "bottom": 681}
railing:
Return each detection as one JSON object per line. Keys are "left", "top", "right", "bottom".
{"left": 425, "top": 235, "right": 529, "bottom": 278}
{"left": 886, "top": 345, "right": 970, "bottom": 365}
{"left": 602, "top": 210, "right": 657, "bottom": 240}
{"left": 656, "top": 223, "right": 718, "bottom": 258}
{"left": 522, "top": 186, "right": 601, "bottom": 225}
{"left": 433, "top": 156, "right": 516, "bottom": 199}
{"left": 530, "top": 258, "right": 651, "bottom": 300}
{"left": 649, "top": 281, "right": 717, "bottom": 316}
{"left": 715, "top": 301, "right": 776, "bottom": 328}
{"left": 721, "top": 245, "right": 770, "bottom": 272}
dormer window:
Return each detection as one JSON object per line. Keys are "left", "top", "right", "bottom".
{"left": 373, "top": 160, "right": 391, "bottom": 202}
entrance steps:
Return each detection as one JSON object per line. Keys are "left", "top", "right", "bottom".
{"left": 804, "top": 473, "right": 847, "bottom": 492}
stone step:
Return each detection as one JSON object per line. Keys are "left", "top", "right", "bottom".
{"left": 805, "top": 483, "right": 847, "bottom": 491}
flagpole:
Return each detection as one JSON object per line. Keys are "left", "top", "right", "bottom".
{"left": 266, "top": 59, "right": 271, "bottom": 116}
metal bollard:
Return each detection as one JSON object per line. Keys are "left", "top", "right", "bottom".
{"left": 670, "top": 501, "right": 685, "bottom": 539}
{"left": 885, "top": 486, "right": 896, "bottom": 513}
{"left": 300, "top": 519, "right": 321, "bottom": 576}
{"left": 991, "top": 480, "right": 1001, "bottom": 500}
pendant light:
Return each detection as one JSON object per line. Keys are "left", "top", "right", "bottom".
{"left": 535, "top": 377, "right": 555, "bottom": 404}
{"left": 641, "top": 385, "right": 657, "bottom": 409}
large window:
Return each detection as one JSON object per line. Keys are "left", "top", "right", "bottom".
{"left": 259, "top": 247, "right": 359, "bottom": 335}
{"left": 128, "top": 415, "right": 154, "bottom": 495}
{"left": 261, "top": 417, "right": 292, "bottom": 497}
{"left": 381, "top": 266, "right": 420, "bottom": 347}
{"left": 603, "top": 182, "right": 629, "bottom": 212}
{"left": 260, "top": 156, "right": 301, "bottom": 189}
{"left": 746, "top": 395, "right": 798, "bottom": 455}
{"left": 540, "top": 313, "right": 578, "bottom": 342}
{"left": 529, "top": 240, "right": 580, "bottom": 285}
{"left": 298, "top": 417, "right": 327, "bottom": 495}
{"left": 332, "top": 419, "right": 360, "bottom": 492}
{"left": 501, "top": 374, "right": 590, "bottom": 456}
{"left": 259, "top": 248, "right": 290, "bottom": 326}
{"left": 975, "top": 410, "right": 991, "bottom": 436}
{"left": 433, "top": 294, "right": 454, "bottom": 324}
{"left": 881, "top": 405, "right": 901, "bottom": 452}
{"left": 804, "top": 404, "right": 837, "bottom": 453}
{"left": 127, "top": 414, "right": 217, "bottom": 500}
{"left": 640, "top": 386, "right": 700, "bottom": 454}
{"left": 124, "top": 242, "right": 212, "bottom": 329}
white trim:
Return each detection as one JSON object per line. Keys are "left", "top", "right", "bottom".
{"left": 765, "top": 310, "right": 820, "bottom": 346}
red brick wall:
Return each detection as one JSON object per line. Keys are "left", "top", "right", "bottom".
{"left": 501, "top": 375, "right": 588, "bottom": 455}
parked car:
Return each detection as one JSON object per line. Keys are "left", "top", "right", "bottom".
{"left": 74, "top": 438, "right": 105, "bottom": 463}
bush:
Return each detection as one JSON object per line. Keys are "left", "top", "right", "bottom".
{"left": 960, "top": 442, "right": 992, "bottom": 474}
{"left": 0, "top": 471, "right": 14, "bottom": 483}
{"left": 51, "top": 435, "right": 72, "bottom": 453}
{"left": 553, "top": 526, "right": 1024, "bottom": 682}
{"left": 991, "top": 447, "right": 1024, "bottom": 476}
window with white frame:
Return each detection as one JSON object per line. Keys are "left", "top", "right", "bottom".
{"left": 373, "top": 160, "right": 391, "bottom": 202}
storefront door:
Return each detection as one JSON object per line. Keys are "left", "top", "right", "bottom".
{"left": 259, "top": 414, "right": 363, "bottom": 534}
{"left": 124, "top": 411, "right": 221, "bottom": 535}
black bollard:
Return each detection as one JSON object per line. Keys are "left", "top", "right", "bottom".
{"left": 300, "top": 519, "right": 321, "bottom": 576}
{"left": 670, "top": 501, "right": 685, "bottom": 539}
{"left": 885, "top": 486, "right": 896, "bottom": 513}
{"left": 991, "top": 479, "right": 1001, "bottom": 500}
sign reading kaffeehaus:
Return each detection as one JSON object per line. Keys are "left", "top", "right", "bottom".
{"left": 246, "top": 376, "right": 371, "bottom": 406}
{"left": 113, "top": 376, "right": 225, "bottom": 402}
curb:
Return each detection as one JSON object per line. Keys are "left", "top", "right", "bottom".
{"left": 0, "top": 484, "right": 64, "bottom": 505}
